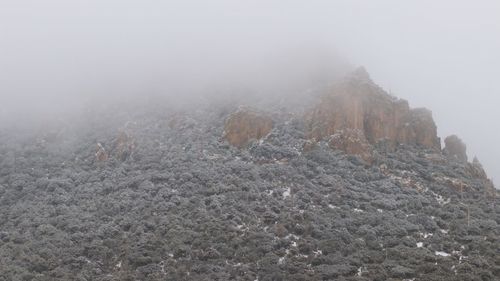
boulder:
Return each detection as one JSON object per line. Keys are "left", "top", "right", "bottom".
{"left": 223, "top": 107, "right": 273, "bottom": 148}
{"left": 305, "top": 67, "right": 440, "bottom": 151}
{"left": 443, "top": 135, "right": 467, "bottom": 163}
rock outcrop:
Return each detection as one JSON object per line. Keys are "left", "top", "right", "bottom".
{"left": 443, "top": 135, "right": 467, "bottom": 163}
{"left": 223, "top": 107, "right": 273, "bottom": 148}
{"left": 95, "top": 143, "right": 108, "bottom": 162}
{"left": 466, "top": 156, "right": 496, "bottom": 196}
{"left": 328, "top": 128, "right": 373, "bottom": 163}
{"left": 113, "top": 131, "right": 135, "bottom": 161}
{"left": 94, "top": 132, "right": 136, "bottom": 163}
{"left": 305, "top": 67, "right": 441, "bottom": 156}
{"left": 468, "top": 156, "right": 488, "bottom": 179}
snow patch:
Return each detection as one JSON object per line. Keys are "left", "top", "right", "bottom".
{"left": 313, "top": 249, "right": 322, "bottom": 256}
{"left": 435, "top": 251, "right": 450, "bottom": 257}
{"left": 419, "top": 232, "right": 433, "bottom": 239}
{"left": 283, "top": 187, "right": 291, "bottom": 199}
{"left": 416, "top": 242, "right": 423, "bottom": 248}
{"left": 357, "top": 266, "right": 368, "bottom": 277}
{"left": 225, "top": 260, "right": 242, "bottom": 267}
{"left": 285, "top": 234, "right": 300, "bottom": 240}
{"left": 236, "top": 224, "right": 248, "bottom": 232}
{"left": 431, "top": 191, "right": 450, "bottom": 205}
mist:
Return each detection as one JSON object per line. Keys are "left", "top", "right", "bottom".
{"left": 1, "top": 0, "right": 499, "bottom": 184}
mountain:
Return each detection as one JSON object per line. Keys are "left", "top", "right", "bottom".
{"left": 0, "top": 68, "right": 498, "bottom": 281}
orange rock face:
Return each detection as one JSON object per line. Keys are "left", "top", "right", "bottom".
{"left": 223, "top": 108, "right": 273, "bottom": 148}
{"left": 305, "top": 67, "right": 441, "bottom": 154}
{"left": 328, "top": 128, "right": 373, "bottom": 163}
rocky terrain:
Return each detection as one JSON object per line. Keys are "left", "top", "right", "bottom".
{"left": 0, "top": 69, "right": 498, "bottom": 281}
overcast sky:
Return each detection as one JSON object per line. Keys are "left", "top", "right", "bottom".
{"left": 1, "top": 0, "right": 499, "bottom": 184}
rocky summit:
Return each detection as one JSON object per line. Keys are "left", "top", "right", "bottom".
{"left": 0, "top": 68, "right": 498, "bottom": 281}
{"left": 305, "top": 68, "right": 440, "bottom": 151}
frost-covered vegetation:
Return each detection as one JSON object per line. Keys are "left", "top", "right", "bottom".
{"left": 0, "top": 100, "right": 498, "bottom": 281}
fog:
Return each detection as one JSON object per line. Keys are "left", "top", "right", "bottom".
{"left": 1, "top": 0, "right": 499, "bottom": 185}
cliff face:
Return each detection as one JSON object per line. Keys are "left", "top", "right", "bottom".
{"left": 220, "top": 68, "right": 495, "bottom": 195}
{"left": 224, "top": 67, "right": 441, "bottom": 159}
{"left": 305, "top": 67, "right": 440, "bottom": 151}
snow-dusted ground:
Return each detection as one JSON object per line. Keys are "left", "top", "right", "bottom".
{"left": 0, "top": 102, "right": 498, "bottom": 280}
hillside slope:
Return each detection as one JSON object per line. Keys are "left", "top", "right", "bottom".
{"left": 0, "top": 70, "right": 498, "bottom": 281}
